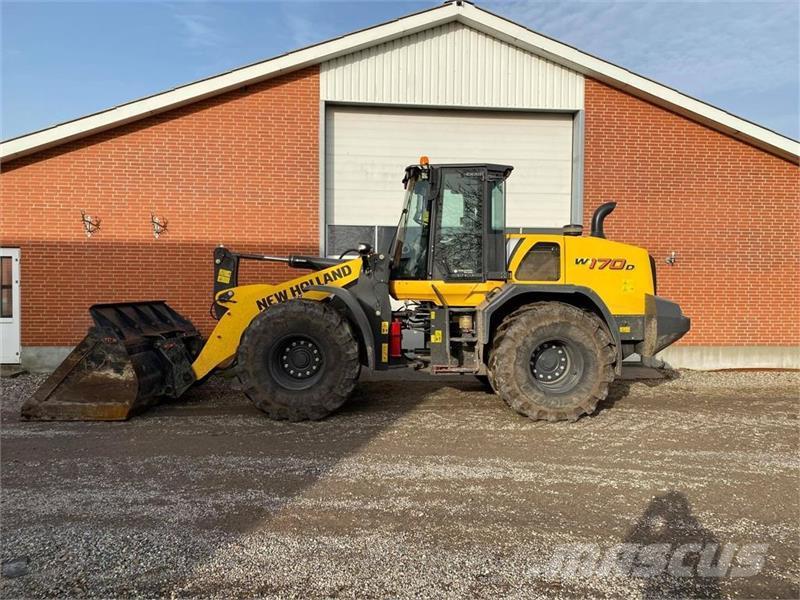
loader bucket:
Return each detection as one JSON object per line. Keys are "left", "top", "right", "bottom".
{"left": 21, "top": 302, "right": 203, "bottom": 421}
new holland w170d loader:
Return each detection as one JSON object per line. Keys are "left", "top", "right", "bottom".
{"left": 23, "top": 158, "right": 690, "bottom": 423}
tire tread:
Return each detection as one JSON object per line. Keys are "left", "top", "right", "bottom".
{"left": 237, "top": 300, "right": 360, "bottom": 421}
{"left": 488, "top": 302, "right": 616, "bottom": 422}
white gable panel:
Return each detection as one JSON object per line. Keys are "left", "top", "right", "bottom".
{"left": 325, "top": 106, "right": 573, "bottom": 230}
{"left": 321, "top": 22, "right": 583, "bottom": 110}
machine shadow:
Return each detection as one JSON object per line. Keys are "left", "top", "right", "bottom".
{"left": 624, "top": 490, "right": 721, "bottom": 599}
{"left": 157, "top": 374, "right": 451, "bottom": 595}
{"left": 597, "top": 367, "right": 681, "bottom": 413}
{"left": 470, "top": 365, "right": 681, "bottom": 420}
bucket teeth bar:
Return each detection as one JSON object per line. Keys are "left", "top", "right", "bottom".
{"left": 21, "top": 301, "right": 203, "bottom": 421}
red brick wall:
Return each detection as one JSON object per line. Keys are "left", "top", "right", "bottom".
{"left": 3, "top": 69, "right": 798, "bottom": 349}
{"left": 0, "top": 66, "right": 320, "bottom": 345}
{"left": 584, "top": 78, "right": 800, "bottom": 345}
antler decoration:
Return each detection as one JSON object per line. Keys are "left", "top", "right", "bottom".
{"left": 81, "top": 211, "right": 101, "bottom": 237}
{"left": 151, "top": 213, "right": 169, "bottom": 239}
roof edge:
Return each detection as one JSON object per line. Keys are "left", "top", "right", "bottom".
{"left": 2, "top": 1, "right": 797, "bottom": 164}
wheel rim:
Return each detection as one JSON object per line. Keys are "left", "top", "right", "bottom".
{"left": 529, "top": 339, "right": 584, "bottom": 393}
{"left": 268, "top": 334, "right": 325, "bottom": 390}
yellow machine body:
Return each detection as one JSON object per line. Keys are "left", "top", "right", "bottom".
{"left": 197, "top": 233, "right": 654, "bottom": 380}
{"left": 390, "top": 234, "right": 653, "bottom": 316}
{"left": 510, "top": 234, "right": 654, "bottom": 314}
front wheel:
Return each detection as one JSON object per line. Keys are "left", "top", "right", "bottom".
{"left": 488, "top": 303, "right": 616, "bottom": 422}
{"left": 236, "top": 300, "right": 360, "bottom": 421}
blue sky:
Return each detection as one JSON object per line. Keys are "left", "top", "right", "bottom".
{"left": 2, "top": 0, "right": 798, "bottom": 141}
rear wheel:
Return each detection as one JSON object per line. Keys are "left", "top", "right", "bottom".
{"left": 488, "top": 302, "right": 615, "bottom": 421}
{"left": 237, "top": 300, "right": 360, "bottom": 421}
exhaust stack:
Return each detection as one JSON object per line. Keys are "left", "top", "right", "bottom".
{"left": 590, "top": 201, "right": 617, "bottom": 238}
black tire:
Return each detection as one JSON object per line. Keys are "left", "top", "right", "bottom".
{"left": 488, "top": 302, "right": 615, "bottom": 422}
{"left": 236, "top": 300, "right": 360, "bottom": 421}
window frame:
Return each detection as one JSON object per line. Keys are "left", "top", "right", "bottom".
{"left": 425, "top": 166, "right": 510, "bottom": 283}
{"left": 429, "top": 167, "right": 486, "bottom": 282}
{"left": 0, "top": 256, "right": 13, "bottom": 319}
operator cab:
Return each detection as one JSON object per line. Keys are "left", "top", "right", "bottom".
{"left": 389, "top": 158, "right": 513, "bottom": 283}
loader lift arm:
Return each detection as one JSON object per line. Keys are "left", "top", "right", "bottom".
{"left": 212, "top": 246, "right": 346, "bottom": 319}
{"left": 193, "top": 254, "right": 368, "bottom": 380}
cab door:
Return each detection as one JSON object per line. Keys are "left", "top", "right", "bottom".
{"left": 0, "top": 248, "right": 21, "bottom": 364}
{"left": 431, "top": 167, "right": 485, "bottom": 282}
{"left": 391, "top": 167, "right": 507, "bottom": 306}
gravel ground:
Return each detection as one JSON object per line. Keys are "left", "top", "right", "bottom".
{"left": 1, "top": 369, "right": 798, "bottom": 599}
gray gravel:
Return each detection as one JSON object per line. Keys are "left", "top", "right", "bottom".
{"left": 1, "top": 369, "right": 798, "bottom": 598}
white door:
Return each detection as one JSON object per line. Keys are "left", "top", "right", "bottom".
{"left": 325, "top": 105, "right": 574, "bottom": 254}
{"left": 0, "top": 248, "right": 21, "bottom": 364}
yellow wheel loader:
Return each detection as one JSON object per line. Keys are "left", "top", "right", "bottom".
{"left": 23, "top": 159, "right": 689, "bottom": 422}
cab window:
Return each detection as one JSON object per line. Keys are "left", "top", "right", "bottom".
{"left": 432, "top": 170, "right": 483, "bottom": 280}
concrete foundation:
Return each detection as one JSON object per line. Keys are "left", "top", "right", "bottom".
{"left": 657, "top": 345, "right": 800, "bottom": 370}
{"left": 20, "top": 346, "right": 73, "bottom": 373}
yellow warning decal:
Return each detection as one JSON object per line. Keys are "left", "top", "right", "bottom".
{"left": 619, "top": 325, "right": 631, "bottom": 333}
{"left": 217, "top": 269, "right": 232, "bottom": 284}
{"left": 381, "top": 321, "right": 389, "bottom": 335}
{"left": 381, "top": 343, "right": 389, "bottom": 363}
{"left": 431, "top": 330, "right": 442, "bottom": 344}
{"left": 430, "top": 310, "right": 436, "bottom": 320}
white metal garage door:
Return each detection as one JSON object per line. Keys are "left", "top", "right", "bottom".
{"left": 324, "top": 105, "right": 574, "bottom": 254}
